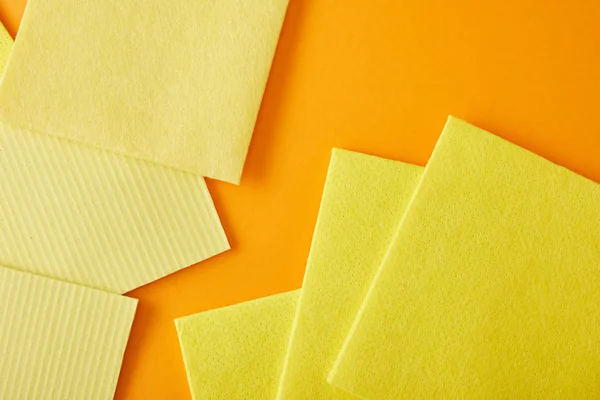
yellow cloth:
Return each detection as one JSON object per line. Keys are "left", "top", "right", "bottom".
{"left": 329, "top": 117, "right": 600, "bottom": 399}
{"left": 0, "top": 0, "right": 289, "bottom": 184}
{"left": 0, "top": 266, "right": 137, "bottom": 399}
{"left": 176, "top": 290, "right": 299, "bottom": 400}
{"left": 276, "top": 149, "right": 423, "bottom": 399}
{"left": 0, "top": 23, "right": 11, "bottom": 72}
{"left": 0, "top": 119, "right": 229, "bottom": 294}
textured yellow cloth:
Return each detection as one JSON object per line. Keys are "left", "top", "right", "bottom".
{"left": 0, "top": 23, "right": 11, "bottom": 72}
{"left": 276, "top": 149, "right": 423, "bottom": 399}
{"left": 330, "top": 117, "right": 600, "bottom": 399}
{"left": 0, "top": 119, "right": 229, "bottom": 294}
{"left": 0, "top": 266, "right": 137, "bottom": 399}
{"left": 176, "top": 290, "right": 298, "bottom": 400}
{"left": 0, "top": 0, "right": 289, "bottom": 184}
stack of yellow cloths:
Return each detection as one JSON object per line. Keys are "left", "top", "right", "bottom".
{"left": 0, "top": 0, "right": 288, "bottom": 397}
{"left": 177, "top": 117, "right": 600, "bottom": 399}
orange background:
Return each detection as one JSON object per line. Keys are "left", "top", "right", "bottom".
{"left": 1, "top": 0, "right": 599, "bottom": 398}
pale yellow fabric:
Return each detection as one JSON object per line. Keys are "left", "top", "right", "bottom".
{"left": 276, "top": 149, "right": 423, "bottom": 399}
{"left": 0, "top": 23, "right": 11, "bottom": 73}
{"left": 0, "top": 120, "right": 229, "bottom": 294}
{"left": 329, "top": 117, "right": 600, "bottom": 399}
{"left": 176, "top": 290, "right": 299, "bottom": 400}
{"left": 0, "top": 266, "right": 137, "bottom": 399}
{"left": 0, "top": 0, "right": 289, "bottom": 184}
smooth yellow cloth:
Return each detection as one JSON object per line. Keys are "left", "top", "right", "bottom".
{"left": 0, "top": 266, "right": 137, "bottom": 399}
{"left": 0, "top": 119, "right": 229, "bottom": 294}
{"left": 329, "top": 117, "right": 600, "bottom": 399}
{"left": 276, "top": 149, "right": 423, "bottom": 399}
{"left": 0, "top": 0, "right": 289, "bottom": 184}
{"left": 176, "top": 290, "right": 298, "bottom": 400}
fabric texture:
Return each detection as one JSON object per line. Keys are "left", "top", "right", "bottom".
{"left": 277, "top": 149, "right": 422, "bottom": 399}
{"left": 0, "top": 266, "right": 137, "bottom": 400}
{"left": 0, "top": 0, "right": 289, "bottom": 183}
{"left": 330, "top": 116, "right": 600, "bottom": 399}
{"left": 0, "top": 120, "right": 229, "bottom": 294}
{"left": 176, "top": 290, "right": 299, "bottom": 400}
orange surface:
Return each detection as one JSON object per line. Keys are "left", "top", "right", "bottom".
{"left": 1, "top": 0, "right": 600, "bottom": 398}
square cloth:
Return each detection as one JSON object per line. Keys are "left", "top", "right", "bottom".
{"left": 330, "top": 117, "right": 600, "bottom": 399}
{"left": 0, "top": 266, "right": 137, "bottom": 399}
{"left": 276, "top": 149, "right": 422, "bottom": 399}
{"left": 176, "top": 290, "right": 298, "bottom": 400}
{"left": 0, "top": 0, "right": 289, "bottom": 183}
{"left": 0, "top": 120, "right": 229, "bottom": 294}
